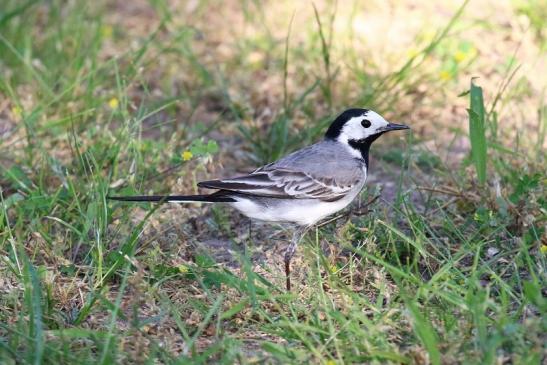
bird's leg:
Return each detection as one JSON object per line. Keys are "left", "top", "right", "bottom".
{"left": 284, "top": 226, "right": 308, "bottom": 291}
{"left": 284, "top": 245, "right": 295, "bottom": 292}
{"left": 248, "top": 219, "right": 252, "bottom": 244}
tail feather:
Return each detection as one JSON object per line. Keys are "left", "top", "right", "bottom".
{"left": 108, "top": 191, "right": 235, "bottom": 203}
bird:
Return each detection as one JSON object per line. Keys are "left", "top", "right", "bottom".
{"left": 109, "top": 108, "right": 410, "bottom": 290}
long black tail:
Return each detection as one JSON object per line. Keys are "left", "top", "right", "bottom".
{"left": 108, "top": 191, "right": 235, "bottom": 203}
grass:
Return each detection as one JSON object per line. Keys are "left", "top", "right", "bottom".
{"left": 467, "top": 78, "right": 487, "bottom": 185}
{"left": 1, "top": 0, "right": 546, "bottom": 364}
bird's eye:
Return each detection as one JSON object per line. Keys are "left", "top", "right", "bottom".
{"left": 361, "top": 119, "right": 371, "bottom": 128}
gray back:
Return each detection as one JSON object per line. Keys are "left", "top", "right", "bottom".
{"left": 262, "top": 140, "right": 366, "bottom": 185}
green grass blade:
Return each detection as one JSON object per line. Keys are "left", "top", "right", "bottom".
{"left": 22, "top": 256, "right": 44, "bottom": 365}
{"left": 405, "top": 299, "right": 441, "bottom": 365}
{"left": 468, "top": 79, "right": 488, "bottom": 185}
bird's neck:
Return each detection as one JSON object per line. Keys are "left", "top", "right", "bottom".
{"left": 347, "top": 134, "right": 383, "bottom": 166}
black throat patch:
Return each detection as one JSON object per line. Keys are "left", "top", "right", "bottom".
{"left": 348, "top": 133, "right": 384, "bottom": 166}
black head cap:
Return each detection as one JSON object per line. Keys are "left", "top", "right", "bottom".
{"left": 325, "top": 108, "right": 369, "bottom": 140}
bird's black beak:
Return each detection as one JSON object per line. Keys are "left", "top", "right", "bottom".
{"left": 379, "top": 122, "right": 410, "bottom": 132}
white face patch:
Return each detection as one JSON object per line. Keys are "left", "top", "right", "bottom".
{"left": 335, "top": 110, "right": 390, "bottom": 158}
{"left": 336, "top": 110, "right": 389, "bottom": 144}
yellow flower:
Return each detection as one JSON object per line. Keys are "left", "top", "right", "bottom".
{"left": 540, "top": 245, "right": 547, "bottom": 254}
{"left": 108, "top": 97, "right": 119, "bottom": 110}
{"left": 11, "top": 105, "right": 22, "bottom": 120}
{"left": 326, "top": 360, "right": 337, "bottom": 365}
{"left": 423, "top": 29, "right": 436, "bottom": 42}
{"left": 406, "top": 47, "right": 420, "bottom": 59}
{"left": 101, "top": 24, "right": 113, "bottom": 38}
{"left": 178, "top": 264, "right": 189, "bottom": 273}
{"left": 454, "top": 50, "right": 467, "bottom": 63}
{"left": 439, "top": 70, "right": 452, "bottom": 81}
{"left": 182, "top": 150, "right": 193, "bottom": 161}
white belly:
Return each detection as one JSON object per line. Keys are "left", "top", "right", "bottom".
{"left": 229, "top": 180, "right": 366, "bottom": 226}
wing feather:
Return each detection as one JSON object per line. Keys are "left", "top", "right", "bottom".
{"left": 198, "top": 168, "right": 358, "bottom": 202}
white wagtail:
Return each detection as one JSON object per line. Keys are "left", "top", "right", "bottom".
{"left": 110, "top": 108, "right": 410, "bottom": 290}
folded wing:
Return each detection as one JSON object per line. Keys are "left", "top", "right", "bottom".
{"left": 198, "top": 168, "right": 356, "bottom": 202}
